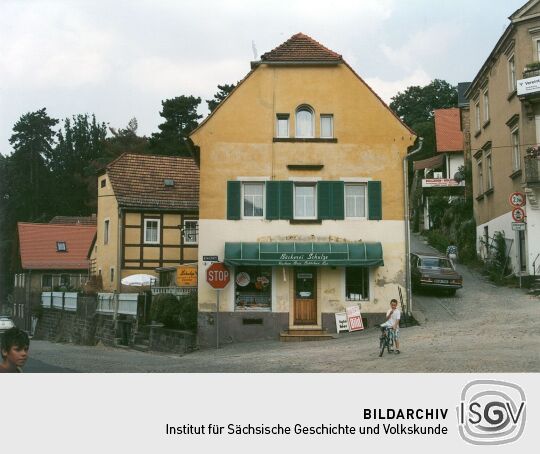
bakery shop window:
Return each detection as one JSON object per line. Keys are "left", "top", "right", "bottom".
{"left": 234, "top": 266, "right": 272, "bottom": 311}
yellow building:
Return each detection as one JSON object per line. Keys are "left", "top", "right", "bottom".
{"left": 190, "top": 33, "right": 415, "bottom": 344}
{"left": 95, "top": 153, "right": 199, "bottom": 291}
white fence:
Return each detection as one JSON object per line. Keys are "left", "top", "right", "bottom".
{"left": 151, "top": 287, "right": 195, "bottom": 297}
{"left": 41, "top": 292, "right": 77, "bottom": 311}
{"left": 97, "top": 293, "right": 139, "bottom": 315}
{"left": 97, "top": 293, "right": 115, "bottom": 314}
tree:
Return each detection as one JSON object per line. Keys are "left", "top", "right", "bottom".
{"left": 206, "top": 83, "right": 236, "bottom": 112}
{"left": 149, "top": 96, "right": 202, "bottom": 156}
{"left": 390, "top": 79, "right": 458, "bottom": 157}
{"left": 105, "top": 117, "right": 149, "bottom": 158}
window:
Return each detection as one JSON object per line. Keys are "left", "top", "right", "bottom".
{"left": 100, "top": 179, "right": 106, "bottom": 188}
{"left": 483, "top": 90, "right": 489, "bottom": 123}
{"left": 295, "top": 105, "right": 314, "bottom": 138}
{"left": 294, "top": 183, "right": 316, "bottom": 219}
{"left": 508, "top": 55, "right": 516, "bottom": 92}
{"left": 536, "top": 38, "right": 540, "bottom": 62}
{"left": 144, "top": 219, "right": 160, "bottom": 244}
{"left": 511, "top": 128, "right": 521, "bottom": 171}
{"left": 242, "top": 182, "right": 264, "bottom": 218}
{"left": 276, "top": 114, "right": 289, "bottom": 138}
{"left": 475, "top": 102, "right": 481, "bottom": 132}
{"left": 41, "top": 274, "right": 52, "bottom": 289}
{"left": 183, "top": 220, "right": 198, "bottom": 244}
{"left": 477, "top": 159, "right": 484, "bottom": 195}
{"left": 320, "top": 114, "right": 334, "bottom": 138}
{"left": 234, "top": 266, "right": 272, "bottom": 311}
{"left": 104, "top": 219, "right": 109, "bottom": 245}
{"left": 60, "top": 274, "right": 70, "bottom": 287}
{"left": 110, "top": 267, "right": 115, "bottom": 283}
{"left": 345, "top": 184, "right": 366, "bottom": 218}
{"left": 486, "top": 151, "right": 493, "bottom": 190}
{"left": 56, "top": 241, "right": 67, "bottom": 252}
{"left": 345, "top": 267, "right": 369, "bottom": 301}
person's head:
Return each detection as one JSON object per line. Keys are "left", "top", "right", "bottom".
{"left": 390, "top": 299, "right": 398, "bottom": 309}
{"left": 1, "top": 327, "right": 30, "bottom": 368}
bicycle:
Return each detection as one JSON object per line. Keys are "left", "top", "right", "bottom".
{"left": 379, "top": 326, "right": 394, "bottom": 357}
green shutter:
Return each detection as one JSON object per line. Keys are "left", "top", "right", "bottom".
{"left": 368, "top": 180, "right": 382, "bottom": 220}
{"left": 279, "top": 181, "right": 294, "bottom": 219}
{"left": 227, "top": 181, "right": 241, "bottom": 220}
{"left": 266, "top": 181, "right": 280, "bottom": 220}
{"left": 332, "top": 181, "right": 345, "bottom": 220}
{"left": 317, "top": 181, "right": 332, "bottom": 220}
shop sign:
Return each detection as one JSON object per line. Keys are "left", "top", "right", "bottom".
{"left": 176, "top": 264, "right": 198, "bottom": 287}
{"left": 335, "top": 312, "right": 349, "bottom": 333}
{"left": 421, "top": 178, "right": 465, "bottom": 188}
{"left": 517, "top": 76, "right": 540, "bottom": 96}
{"left": 260, "top": 251, "right": 347, "bottom": 266}
{"left": 346, "top": 305, "right": 364, "bottom": 332}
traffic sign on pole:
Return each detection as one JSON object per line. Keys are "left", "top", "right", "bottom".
{"left": 509, "top": 192, "right": 526, "bottom": 207}
{"left": 512, "top": 207, "right": 525, "bottom": 222}
{"left": 206, "top": 262, "right": 230, "bottom": 289}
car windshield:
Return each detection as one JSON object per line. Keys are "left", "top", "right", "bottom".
{"left": 420, "top": 258, "right": 453, "bottom": 269}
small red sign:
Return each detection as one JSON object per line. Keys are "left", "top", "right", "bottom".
{"left": 346, "top": 305, "right": 364, "bottom": 332}
{"left": 512, "top": 207, "right": 525, "bottom": 222}
{"left": 206, "top": 262, "right": 230, "bottom": 289}
{"left": 509, "top": 192, "right": 526, "bottom": 208}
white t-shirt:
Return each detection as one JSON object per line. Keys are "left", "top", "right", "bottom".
{"left": 385, "top": 308, "right": 401, "bottom": 329}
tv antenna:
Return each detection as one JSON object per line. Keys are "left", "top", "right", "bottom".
{"left": 252, "top": 40, "right": 258, "bottom": 60}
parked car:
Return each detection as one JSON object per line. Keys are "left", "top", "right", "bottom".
{"left": 0, "top": 315, "right": 15, "bottom": 335}
{"left": 410, "top": 253, "right": 463, "bottom": 295}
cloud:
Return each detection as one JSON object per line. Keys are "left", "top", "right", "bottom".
{"left": 364, "top": 69, "right": 432, "bottom": 103}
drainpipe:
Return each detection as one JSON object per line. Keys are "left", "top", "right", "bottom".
{"left": 403, "top": 137, "right": 424, "bottom": 316}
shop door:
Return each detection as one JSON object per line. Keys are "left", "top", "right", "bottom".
{"left": 294, "top": 267, "right": 317, "bottom": 325}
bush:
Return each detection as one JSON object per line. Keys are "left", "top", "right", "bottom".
{"left": 424, "top": 229, "right": 449, "bottom": 254}
{"left": 150, "top": 292, "right": 198, "bottom": 331}
{"left": 178, "top": 293, "right": 198, "bottom": 332}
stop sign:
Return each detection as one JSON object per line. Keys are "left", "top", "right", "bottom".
{"left": 206, "top": 262, "right": 230, "bottom": 289}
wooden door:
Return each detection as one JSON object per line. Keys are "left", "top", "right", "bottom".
{"left": 294, "top": 267, "right": 317, "bottom": 325}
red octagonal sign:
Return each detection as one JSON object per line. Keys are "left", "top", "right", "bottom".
{"left": 206, "top": 262, "right": 230, "bottom": 289}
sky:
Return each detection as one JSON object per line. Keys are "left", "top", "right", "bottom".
{"left": 0, "top": 0, "right": 527, "bottom": 154}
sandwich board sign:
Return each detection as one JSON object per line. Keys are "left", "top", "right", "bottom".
{"left": 346, "top": 305, "right": 364, "bottom": 332}
{"left": 335, "top": 312, "right": 349, "bottom": 333}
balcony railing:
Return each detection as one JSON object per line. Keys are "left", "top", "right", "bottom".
{"left": 523, "top": 67, "right": 540, "bottom": 79}
{"left": 524, "top": 157, "right": 540, "bottom": 185}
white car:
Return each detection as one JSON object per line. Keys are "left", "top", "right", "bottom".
{"left": 0, "top": 316, "right": 15, "bottom": 334}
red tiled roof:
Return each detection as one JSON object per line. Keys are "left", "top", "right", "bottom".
{"left": 107, "top": 153, "right": 199, "bottom": 211}
{"left": 260, "top": 33, "right": 342, "bottom": 62}
{"left": 18, "top": 223, "right": 96, "bottom": 270}
{"left": 434, "top": 108, "right": 463, "bottom": 153}
{"left": 49, "top": 215, "right": 97, "bottom": 226}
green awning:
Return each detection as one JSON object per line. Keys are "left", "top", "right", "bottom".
{"left": 224, "top": 242, "right": 383, "bottom": 267}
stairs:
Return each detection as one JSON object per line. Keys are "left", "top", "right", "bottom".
{"left": 280, "top": 328, "right": 335, "bottom": 342}
{"left": 131, "top": 328, "right": 150, "bottom": 352}
{"left": 528, "top": 275, "right": 540, "bottom": 296}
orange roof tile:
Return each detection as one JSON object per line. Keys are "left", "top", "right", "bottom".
{"left": 261, "top": 33, "right": 342, "bottom": 62}
{"left": 18, "top": 223, "right": 96, "bottom": 270}
{"left": 434, "top": 108, "right": 463, "bottom": 153}
{"left": 107, "top": 153, "right": 199, "bottom": 211}
{"left": 49, "top": 215, "right": 97, "bottom": 226}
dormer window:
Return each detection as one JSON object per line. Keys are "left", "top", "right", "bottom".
{"left": 295, "top": 105, "right": 314, "bottom": 138}
{"left": 56, "top": 241, "right": 67, "bottom": 252}
{"left": 164, "top": 179, "right": 175, "bottom": 187}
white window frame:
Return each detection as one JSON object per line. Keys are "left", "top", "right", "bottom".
{"left": 104, "top": 218, "right": 110, "bottom": 245}
{"left": 485, "top": 150, "right": 493, "bottom": 190}
{"left": 483, "top": 90, "right": 490, "bottom": 123}
{"left": 295, "top": 105, "right": 315, "bottom": 138}
{"left": 475, "top": 101, "right": 481, "bottom": 132}
{"left": 508, "top": 54, "right": 516, "bottom": 92}
{"left": 535, "top": 37, "right": 540, "bottom": 62}
{"left": 477, "top": 159, "right": 484, "bottom": 195}
{"left": 511, "top": 127, "right": 521, "bottom": 171}
{"left": 143, "top": 218, "right": 160, "bottom": 244}
{"left": 293, "top": 183, "right": 317, "bottom": 219}
{"left": 320, "top": 114, "right": 334, "bottom": 138}
{"left": 344, "top": 183, "right": 367, "bottom": 219}
{"left": 276, "top": 114, "right": 289, "bottom": 138}
{"left": 242, "top": 182, "right": 265, "bottom": 219}
{"left": 183, "top": 219, "right": 198, "bottom": 245}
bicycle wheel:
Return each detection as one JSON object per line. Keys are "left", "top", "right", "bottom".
{"left": 379, "top": 335, "right": 386, "bottom": 357}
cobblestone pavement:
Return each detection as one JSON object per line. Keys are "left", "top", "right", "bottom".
{"left": 25, "top": 234, "right": 540, "bottom": 373}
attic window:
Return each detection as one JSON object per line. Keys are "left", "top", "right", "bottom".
{"left": 164, "top": 179, "right": 175, "bottom": 187}
{"left": 56, "top": 241, "right": 67, "bottom": 252}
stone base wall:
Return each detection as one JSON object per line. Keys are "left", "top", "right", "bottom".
{"left": 198, "top": 311, "right": 289, "bottom": 347}
{"left": 149, "top": 327, "right": 197, "bottom": 353}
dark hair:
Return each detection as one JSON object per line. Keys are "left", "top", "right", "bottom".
{"left": 390, "top": 298, "right": 398, "bottom": 304}
{"left": 1, "top": 327, "right": 30, "bottom": 359}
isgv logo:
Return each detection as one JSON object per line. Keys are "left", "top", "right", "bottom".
{"left": 457, "top": 380, "right": 526, "bottom": 445}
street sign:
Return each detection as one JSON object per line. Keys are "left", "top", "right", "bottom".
{"left": 203, "top": 255, "right": 219, "bottom": 262}
{"left": 512, "top": 222, "right": 526, "bottom": 231}
{"left": 512, "top": 207, "right": 526, "bottom": 222}
{"left": 206, "top": 262, "right": 230, "bottom": 289}
{"left": 509, "top": 192, "right": 526, "bottom": 207}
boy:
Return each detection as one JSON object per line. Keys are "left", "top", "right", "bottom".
{"left": 380, "top": 299, "right": 401, "bottom": 354}
{"left": 0, "top": 327, "right": 30, "bottom": 373}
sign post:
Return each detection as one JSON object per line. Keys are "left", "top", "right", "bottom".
{"left": 206, "top": 262, "right": 231, "bottom": 349}
{"left": 509, "top": 192, "right": 526, "bottom": 289}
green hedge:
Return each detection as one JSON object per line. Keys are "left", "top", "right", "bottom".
{"left": 150, "top": 292, "right": 197, "bottom": 331}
